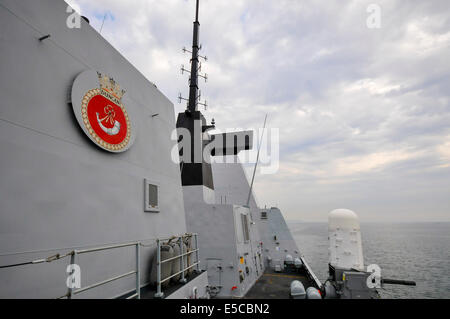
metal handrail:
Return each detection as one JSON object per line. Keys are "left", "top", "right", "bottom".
{"left": 73, "top": 270, "right": 137, "bottom": 295}
{"left": 157, "top": 233, "right": 198, "bottom": 242}
{"left": 160, "top": 262, "right": 199, "bottom": 284}
{"left": 76, "top": 241, "right": 138, "bottom": 254}
{"left": 41, "top": 234, "right": 199, "bottom": 299}
{"left": 66, "top": 242, "right": 141, "bottom": 299}
{"left": 160, "top": 249, "right": 199, "bottom": 264}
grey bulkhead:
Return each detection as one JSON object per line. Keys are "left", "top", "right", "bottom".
{"left": 211, "top": 159, "right": 303, "bottom": 279}
{"left": 183, "top": 185, "right": 264, "bottom": 298}
{"left": 0, "top": 0, "right": 187, "bottom": 298}
{"left": 258, "top": 207, "right": 302, "bottom": 269}
{"left": 184, "top": 157, "right": 296, "bottom": 298}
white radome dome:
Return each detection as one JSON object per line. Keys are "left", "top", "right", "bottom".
{"left": 328, "top": 209, "right": 360, "bottom": 231}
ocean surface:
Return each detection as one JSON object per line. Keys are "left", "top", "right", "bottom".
{"left": 287, "top": 222, "right": 450, "bottom": 299}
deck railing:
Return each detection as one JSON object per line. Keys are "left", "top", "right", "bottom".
{"left": 154, "top": 233, "right": 200, "bottom": 298}
{"left": 64, "top": 241, "right": 141, "bottom": 299}
{"left": 1, "top": 233, "right": 200, "bottom": 299}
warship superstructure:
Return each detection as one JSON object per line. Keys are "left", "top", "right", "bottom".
{"left": 0, "top": 0, "right": 415, "bottom": 299}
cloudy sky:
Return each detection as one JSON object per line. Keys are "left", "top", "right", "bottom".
{"left": 67, "top": 0, "right": 450, "bottom": 222}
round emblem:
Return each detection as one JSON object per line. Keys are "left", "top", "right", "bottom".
{"left": 71, "top": 70, "right": 135, "bottom": 152}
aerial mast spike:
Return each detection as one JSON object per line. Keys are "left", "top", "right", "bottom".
{"left": 188, "top": 0, "right": 201, "bottom": 113}
{"left": 195, "top": 0, "right": 200, "bottom": 22}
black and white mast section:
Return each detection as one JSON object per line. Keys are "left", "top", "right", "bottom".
{"left": 177, "top": 0, "right": 212, "bottom": 190}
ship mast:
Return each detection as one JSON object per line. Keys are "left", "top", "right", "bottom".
{"left": 177, "top": 0, "right": 213, "bottom": 191}
{"left": 188, "top": 0, "right": 200, "bottom": 112}
{"left": 180, "top": 0, "right": 208, "bottom": 111}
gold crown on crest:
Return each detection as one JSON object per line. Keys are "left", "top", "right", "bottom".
{"left": 97, "top": 72, "right": 126, "bottom": 100}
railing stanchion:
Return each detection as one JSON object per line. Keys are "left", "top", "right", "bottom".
{"left": 136, "top": 243, "right": 140, "bottom": 299}
{"left": 195, "top": 234, "right": 200, "bottom": 272}
{"left": 180, "top": 235, "right": 187, "bottom": 283}
{"left": 68, "top": 250, "right": 77, "bottom": 299}
{"left": 154, "top": 239, "right": 164, "bottom": 298}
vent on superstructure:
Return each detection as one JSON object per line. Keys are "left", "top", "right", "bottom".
{"left": 241, "top": 213, "right": 250, "bottom": 242}
{"left": 261, "top": 211, "right": 268, "bottom": 220}
{"left": 144, "top": 179, "right": 159, "bottom": 212}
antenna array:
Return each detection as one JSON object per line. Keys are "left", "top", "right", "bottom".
{"left": 178, "top": 0, "right": 209, "bottom": 112}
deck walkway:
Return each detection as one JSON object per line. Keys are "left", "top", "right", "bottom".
{"left": 243, "top": 268, "right": 314, "bottom": 299}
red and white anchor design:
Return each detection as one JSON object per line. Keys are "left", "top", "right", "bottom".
{"left": 85, "top": 93, "right": 129, "bottom": 146}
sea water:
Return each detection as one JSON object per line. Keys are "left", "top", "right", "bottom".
{"left": 288, "top": 222, "right": 450, "bottom": 299}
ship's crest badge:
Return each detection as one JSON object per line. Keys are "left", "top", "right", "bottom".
{"left": 71, "top": 70, "right": 135, "bottom": 153}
